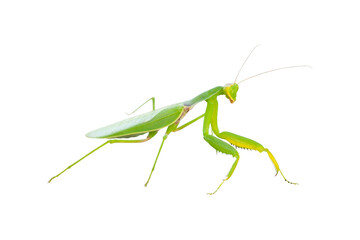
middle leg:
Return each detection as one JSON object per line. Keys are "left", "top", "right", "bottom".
{"left": 144, "top": 123, "right": 179, "bottom": 187}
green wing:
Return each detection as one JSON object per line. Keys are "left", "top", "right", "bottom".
{"left": 86, "top": 103, "right": 184, "bottom": 139}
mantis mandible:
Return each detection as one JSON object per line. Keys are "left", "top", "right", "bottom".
{"left": 49, "top": 47, "right": 306, "bottom": 194}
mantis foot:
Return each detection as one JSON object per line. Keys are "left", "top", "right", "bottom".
{"left": 207, "top": 179, "right": 227, "bottom": 195}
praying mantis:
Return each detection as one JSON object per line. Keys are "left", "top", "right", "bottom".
{"left": 49, "top": 47, "right": 306, "bottom": 194}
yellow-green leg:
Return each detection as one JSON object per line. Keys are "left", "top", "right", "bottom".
{"left": 126, "top": 97, "right": 155, "bottom": 115}
{"left": 144, "top": 123, "right": 180, "bottom": 187}
{"left": 144, "top": 114, "right": 207, "bottom": 187}
{"left": 203, "top": 134, "right": 240, "bottom": 195}
{"left": 209, "top": 99, "right": 297, "bottom": 185}
{"left": 48, "top": 131, "right": 158, "bottom": 183}
{"left": 202, "top": 98, "right": 241, "bottom": 194}
{"left": 216, "top": 132, "right": 297, "bottom": 184}
{"left": 144, "top": 133, "right": 168, "bottom": 187}
{"left": 174, "top": 114, "right": 205, "bottom": 132}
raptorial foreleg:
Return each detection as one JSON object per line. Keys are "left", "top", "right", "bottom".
{"left": 209, "top": 99, "right": 297, "bottom": 185}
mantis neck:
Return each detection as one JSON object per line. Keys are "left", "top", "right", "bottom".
{"left": 183, "top": 86, "right": 223, "bottom": 107}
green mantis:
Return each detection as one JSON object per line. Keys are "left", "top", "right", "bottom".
{"left": 49, "top": 48, "right": 305, "bottom": 194}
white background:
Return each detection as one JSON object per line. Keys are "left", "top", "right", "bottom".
{"left": 1, "top": 0, "right": 359, "bottom": 239}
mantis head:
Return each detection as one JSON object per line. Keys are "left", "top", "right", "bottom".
{"left": 223, "top": 83, "right": 239, "bottom": 103}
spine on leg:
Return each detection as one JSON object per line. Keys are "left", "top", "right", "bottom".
{"left": 204, "top": 135, "right": 239, "bottom": 158}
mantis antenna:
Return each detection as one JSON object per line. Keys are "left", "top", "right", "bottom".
{"left": 233, "top": 45, "right": 261, "bottom": 83}
{"left": 237, "top": 65, "right": 311, "bottom": 85}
